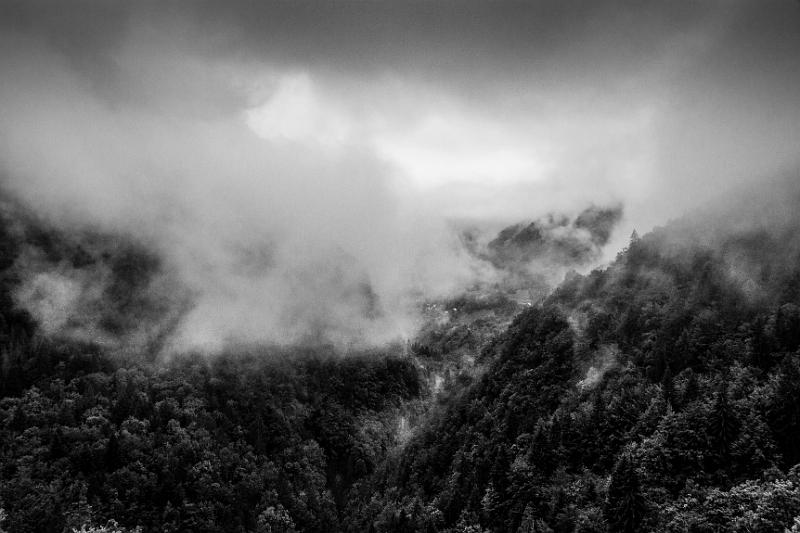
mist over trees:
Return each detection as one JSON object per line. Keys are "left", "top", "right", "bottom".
{"left": 1, "top": 1, "right": 800, "bottom": 531}
{"left": 345, "top": 185, "right": 800, "bottom": 532}
{"left": 0, "top": 177, "right": 800, "bottom": 531}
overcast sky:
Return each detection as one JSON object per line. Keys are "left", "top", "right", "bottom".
{"left": 1, "top": 1, "right": 799, "bottom": 349}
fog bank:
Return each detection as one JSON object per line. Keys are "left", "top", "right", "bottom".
{"left": 1, "top": 2, "right": 799, "bottom": 351}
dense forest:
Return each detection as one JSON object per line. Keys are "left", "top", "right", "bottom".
{"left": 350, "top": 198, "right": 800, "bottom": 532}
{"left": 0, "top": 207, "right": 426, "bottom": 533}
{"left": 2, "top": 188, "right": 800, "bottom": 532}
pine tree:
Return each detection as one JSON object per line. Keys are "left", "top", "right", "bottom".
{"left": 529, "top": 420, "right": 556, "bottom": 476}
{"left": 604, "top": 455, "right": 646, "bottom": 533}
{"left": 682, "top": 369, "right": 700, "bottom": 406}
{"left": 105, "top": 432, "right": 121, "bottom": 472}
{"left": 709, "top": 382, "right": 738, "bottom": 457}
{"left": 661, "top": 366, "right": 675, "bottom": 409}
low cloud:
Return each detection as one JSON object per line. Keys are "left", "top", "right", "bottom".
{"left": 0, "top": 3, "right": 798, "bottom": 352}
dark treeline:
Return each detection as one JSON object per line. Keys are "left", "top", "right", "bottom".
{"left": 0, "top": 335, "right": 421, "bottom": 532}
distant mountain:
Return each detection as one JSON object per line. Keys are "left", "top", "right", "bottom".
{"left": 486, "top": 205, "right": 623, "bottom": 269}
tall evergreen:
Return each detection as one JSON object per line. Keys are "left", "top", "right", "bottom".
{"left": 604, "top": 455, "right": 646, "bottom": 533}
{"left": 708, "top": 381, "right": 738, "bottom": 458}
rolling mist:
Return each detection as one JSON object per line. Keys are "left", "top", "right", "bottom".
{"left": 1, "top": 1, "right": 799, "bottom": 354}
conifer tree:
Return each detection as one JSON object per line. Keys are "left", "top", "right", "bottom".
{"left": 660, "top": 366, "right": 675, "bottom": 408}
{"left": 709, "top": 382, "right": 738, "bottom": 457}
{"left": 604, "top": 454, "right": 646, "bottom": 533}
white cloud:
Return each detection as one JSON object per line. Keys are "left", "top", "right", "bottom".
{"left": 374, "top": 113, "right": 551, "bottom": 189}
{"left": 245, "top": 72, "right": 352, "bottom": 146}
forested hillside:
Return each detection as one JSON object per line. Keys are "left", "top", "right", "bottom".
{"left": 3, "top": 187, "right": 800, "bottom": 532}
{"left": 350, "top": 201, "right": 800, "bottom": 532}
{"left": 0, "top": 208, "right": 426, "bottom": 533}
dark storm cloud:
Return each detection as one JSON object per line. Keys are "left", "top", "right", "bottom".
{"left": 191, "top": 1, "right": 712, "bottom": 71}
{"left": 0, "top": 1, "right": 748, "bottom": 92}
{"left": 5, "top": 1, "right": 799, "bottom": 121}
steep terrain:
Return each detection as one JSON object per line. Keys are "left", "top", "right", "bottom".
{"left": 2, "top": 183, "right": 800, "bottom": 532}
{"left": 347, "top": 180, "right": 800, "bottom": 532}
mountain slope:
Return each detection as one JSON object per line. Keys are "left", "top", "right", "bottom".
{"left": 349, "top": 183, "right": 800, "bottom": 532}
{"left": 3, "top": 181, "right": 800, "bottom": 532}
